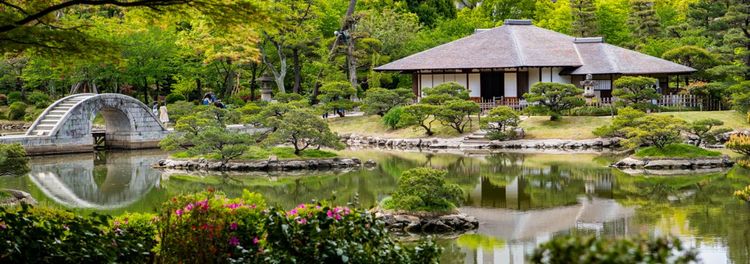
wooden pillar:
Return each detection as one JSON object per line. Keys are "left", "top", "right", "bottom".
{"left": 411, "top": 72, "right": 419, "bottom": 98}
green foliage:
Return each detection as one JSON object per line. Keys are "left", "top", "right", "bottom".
{"left": 381, "top": 168, "right": 463, "bottom": 213}
{"left": 166, "top": 100, "right": 195, "bottom": 123}
{"left": 729, "top": 81, "right": 750, "bottom": 113}
{"left": 265, "top": 108, "right": 343, "bottom": 155}
{"left": 634, "top": 143, "right": 721, "bottom": 158}
{"left": 362, "top": 88, "right": 414, "bottom": 116}
{"left": 524, "top": 82, "right": 584, "bottom": 121}
{"left": 571, "top": 0, "right": 598, "bottom": 37}
{"left": 568, "top": 105, "right": 616, "bottom": 116}
{"left": 7, "top": 102, "right": 26, "bottom": 121}
{"left": 612, "top": 76, "right": 660, "bottom": 110}
{"left": 726, "top": 134, "right": 750, "bottom": 156}
{"left": 317, "top": 81, "right": 357, "bottom": 117}
{"left": 421, "top": 82, "right": 469, "bottom": 105}
{"left": 160, "top": 106, "right": 249, "bottom": 164}
{"left": 0, "top": 143, "right": 29, "bottom": 176}
{"left": 274, "top": 93, "right": 306, "bottom": 103}
{"left": 530, "top": 236, "right": 698, "bottom": 264}
{"left": 734, "top": 185, "right": 750, "bottom": 202}
{"left": 6, "top": 92, "right": 21, "bottom": 105}
{"left": 593, "top": 107, "right": 646, "bottom": 137}
{"left": 0, "top": 205, "right": 155, "bottom": 263}
{"left": 382, "top": 106, "right": 405, "bottom": 130}
{"left": 165, "top": 93, "right": 186, "bottom": 104}
{"left": 482, "top": 106, "right": 521, "bottom": 140}
{"left": 399, "top": 104, "right": 439, "bottom": 136}
{"left": 621, "top": 115, "right": 687, "bottom": 149}
{"left": 662, "top": 46, "right": 718, "bottom": 80}
{"left": 239, "top": 147, "right": 338, "bottom": 160}
{"left": 23, "top": 107, "right": 43, "bottom": 122}
{"left": 27, "top": 91, "right": 50, "bottom": 108}
{"left": 434, "top": 99, "right": 480, "bottom": 134}
{"left": 685, "top": 118, "right": 731, "bottom": 146}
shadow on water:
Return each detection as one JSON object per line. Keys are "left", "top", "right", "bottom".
{"left": 1, "top": 148, "right": 749, "bottom": 263}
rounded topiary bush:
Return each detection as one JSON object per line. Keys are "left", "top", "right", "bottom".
{"left": 382, "top": 106, "right": 404, "bottom": 129}
{"left": 7, "top": 102, "right": 27, "bottom": 120}
{"left": 7, "top": 91, "right": 22, "bottom": 105}
{"left": 165, "top": 93, "right": 186, "bottom": 104}
{"left": 382, "top": 168, "right": 463, "bottom": 213}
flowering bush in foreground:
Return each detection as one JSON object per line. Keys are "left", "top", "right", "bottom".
{"left": 0, "top": 190, "right": 440, "bottom": 263}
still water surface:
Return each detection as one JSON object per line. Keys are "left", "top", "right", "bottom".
{"left": 1, "top": 149, "right": 749, "bottom": 263}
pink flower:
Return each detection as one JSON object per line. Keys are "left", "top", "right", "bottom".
{"left": 175, "top": 209, "right": 183, "bottom": 217}
{"left": 252, "top": 237, "right": 260, "bottom": 245}
{"left": 297, "top": 204, "right": 306, "bottom": 209}
{"left": 184, "top": 203, "right": 194, "bottom": 211}
{"left": 334, "top": 214, "right": 342, "bottom": 221}
{"left": 226, "top": 203, "right": 242, "bottom": 210}
{"left": 229, "top": 222, "right": 238, "bottom": 230}
{"left": 316, "top": 205, "right": 321, "bottom": 209}
{"left": 326, "top": 210, "right": 334, "bottom": 218}
{"left": 250, "top": 204, "right": 256, "bottom": 209}
{"left": 297, "top": 218, "right": 307, "bottom": 224}
{"left": 342, "top": 207, "right": 351, "bottom": 215}
{"left": 289, "top": 209, "right": 298, "bottom": 215}
{"left": 229, "top": 236, "right": 240, "bottom": 246}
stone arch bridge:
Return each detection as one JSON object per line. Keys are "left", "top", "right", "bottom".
{"left": 0, "top": 93, "right": 168, "bottom": 155}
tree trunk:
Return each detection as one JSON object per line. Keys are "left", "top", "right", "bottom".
{"left": 223, "top": 59, "right": 236, "bottom": 99}
{"left": 346, "top": 38, "right": 358, "bottom": 99}
{"left": 260, "top": 38, "right": 287, "bottom": 93}
{"left": 292, "top": 48, "right": 302, "bottom": 94}
{"left": 196, "top": 78, "right": 202, "bottom": 102}
{"left": 142, "top": 77, "right": 150, "bottom": 105}
{"left": 249, "top": 63, "right": 258, "bottom": 101}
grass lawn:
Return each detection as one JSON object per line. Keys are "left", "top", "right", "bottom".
{"left": 519, "top": 111, "right": 748, "bottom": 140}
{"left": 519, "top": 115, "right": 613, "bottom": 139}
{"left": 634, "top": 143, "right": 722, "bottom": 158}
{"left": 327, "top": 115, "right": 480, "bottom": 139}
{"left": 172, "top": 147, "right": 338, "bottom": 160}
{"left": 655, "top": 111, "right": 750, "bottom": 130}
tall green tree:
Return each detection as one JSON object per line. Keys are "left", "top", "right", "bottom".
{"left": 629, "top": 0, "right": 661, "bottom": 40}
{"left": 570, "top": 0, "right": 598, "bottom": 37}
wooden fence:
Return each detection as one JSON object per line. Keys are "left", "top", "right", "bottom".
{"left": 473, "top": 94, "right": 724, "bottom": 113}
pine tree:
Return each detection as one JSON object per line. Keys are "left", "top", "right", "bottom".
{"left": 630, "top": 0, "right": 661, "bottom": 39}
{"left": 570, "top": 0, "right": 598, "bottom": 37}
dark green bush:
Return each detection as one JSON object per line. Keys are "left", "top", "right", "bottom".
{"left": 6, "top": 91, "right": 22, "bottom": 105}
{"left": 0, "top": 205, "right": 155, "bottom": 264}
{"left": 7, "top": 102, "right": 26, "bottom": 120}
{"left": 27, "top": 91, "right": 51, "bottom": 108}
{"left": 382, "top": 106, "right": 405, "bottom": 129}
{"left": 275, "top": 92, "right": 305, "bottom": 103}
{"left": 165, "top": 93, "right": 186, "bottom": 104}
{"left": 569, "top": 106, "right": 616, "bottom": 116}
{"left": 482, "top": 106, "right": 521, "bottom": 140}
{"left": 166, "top": 100, "right": 195, "bottom": 122}
{"left": 0, "top": 143, "right": 29, "bottom": 176}
{"left": 24, "top": 107, "right": 44, "bottom": 122}
{"left": 530, "top": 235, "right": 698, "bottom": 264}
{"left": 382, "top": 168, "right": 463, "bottom": 213}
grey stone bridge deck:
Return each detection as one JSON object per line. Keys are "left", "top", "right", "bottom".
{"left": 0, "top": 93, "right": 169, "bottom": 155}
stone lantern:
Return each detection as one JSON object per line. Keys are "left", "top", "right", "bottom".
{"left": 257, "top": 73, "right": 274, "bottom": 102}
{"left": 580, "top": 74, "right": 596, "bottom": 103}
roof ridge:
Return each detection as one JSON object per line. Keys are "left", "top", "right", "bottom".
{"left": 508, "top": 26, "right": 526, "bottom": 66}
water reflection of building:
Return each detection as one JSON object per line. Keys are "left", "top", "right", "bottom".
{"left": 28, "top": 150, "right": 164, "bottom": 209}
{"left": 460, "top": 198, "right": 635, "bottom": 263}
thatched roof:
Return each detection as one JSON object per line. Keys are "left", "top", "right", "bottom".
{"left": 374, "top": 20, "right": 695, "bottom": 75}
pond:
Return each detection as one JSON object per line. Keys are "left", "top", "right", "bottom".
{"left": 1, "top": 149, "right": 749, "bottom": 263}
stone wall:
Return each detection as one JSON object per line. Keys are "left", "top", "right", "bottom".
{"left": 341, "top": 134, "right": 621, "bottom": 151}
{"left": 154, "top": 157, "right": 373, "bottom": 172}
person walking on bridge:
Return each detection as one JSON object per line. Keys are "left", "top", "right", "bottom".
{"left": 159, "top": 102, "right": 169, "bottom": 125}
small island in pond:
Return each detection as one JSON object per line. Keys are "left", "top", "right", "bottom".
{"left": 613, "top": 144, "right": 734, "bottom": 170}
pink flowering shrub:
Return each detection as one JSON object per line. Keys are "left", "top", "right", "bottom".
{"left": 157, "top": 190, "right": 267, "bottom": 263}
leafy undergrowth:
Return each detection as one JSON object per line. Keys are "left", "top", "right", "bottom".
{"left": 172, "top": 147, "right": 338, "bottom": 160}
{"left": 634, "top": 143, "right": 721, "bottom": 158}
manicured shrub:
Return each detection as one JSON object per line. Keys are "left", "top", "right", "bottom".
{"left": 593, "top": 107, "right": 646, "bottom": 137}
{"left": 634, "top": 143, "right": 721, "bottom": 158}
{"left": 0, "top": 143, "right": 29, "bottom": 176}
{"left": 6, "top": 91, "right": 22, "bottom": 105}
{"left": 27, "top": 91, "right": 50, "bottom": 108}
{"left": 23, "top": 107, "right": 43, "bottom": 122}
{"left": 381, "top": 168, "right": 463, "bottom": 213}
{"left": 382, "top": 106, "right": 405, "bottom": 129}
{"left": 317, "top": 81, "right": 358, "bottom": 117}
{"left": 685, "top": 118, "right": 731, "bottom": 146}
{"left": 612, "top": 76, "right": 660, "bottom": 110}
{"left": 569, "top": 106, "right": 615, "bottom": 116}
{"left": 165, "top": 93, "right": 186, "bottom": 104}
{"left": 274, "top": 92, "right": 305, "bottom": 103}
{"left": 524, "top": 82, "right": 584, "bottom": 121}
{"left": 727, "top": 134, "right": 750, "bottom": 156}
{"left": 621, "top": 115, "right": 687, "bottom": 149}
{"left": 0, "top": 205, "right": 154, "bottom": 264}
{"left": 530, "top": 236, "right": 698, "bottom": 264}
{"left": 421, "top": 82, "right": 469, "bottom": 105}
{"left": 226, "top": 95, "right": 246, "bottom": 107}
{"left": 166, "top": 100, "right": 195, "bottom": 122}
{"left": 735, "top": 185, "right": 750, "bottom": 202}
{"left": 362, "top": 87, "right": 414, "bottom": 116}
{"left": 435, "top": 99, "right": 480, "bottom": 134}
{"left": 399, "top": 104, "right": 438, "bottom": 136}
{"left": 482, "top": 106, "right": 521, "bottom": 140}
{"left": 7, "top": 102, "right": 26, "bottom": 120}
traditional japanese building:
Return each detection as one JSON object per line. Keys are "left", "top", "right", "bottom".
{"left": 374, "top": 19, "right": 695, "bottom": 101}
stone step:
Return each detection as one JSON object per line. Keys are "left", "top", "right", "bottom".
{"left": 49, "top": 110, "right": 68, "bottom": 114}
{"left": 34, "top": 125, "right": 54, "bottom": 130}
{"left": 39, "top": 120, "right": 58, "bottom": 124}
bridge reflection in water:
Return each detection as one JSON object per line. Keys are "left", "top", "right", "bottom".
{"left": 28, "top": 150, "right": 165, "bottom": 210}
